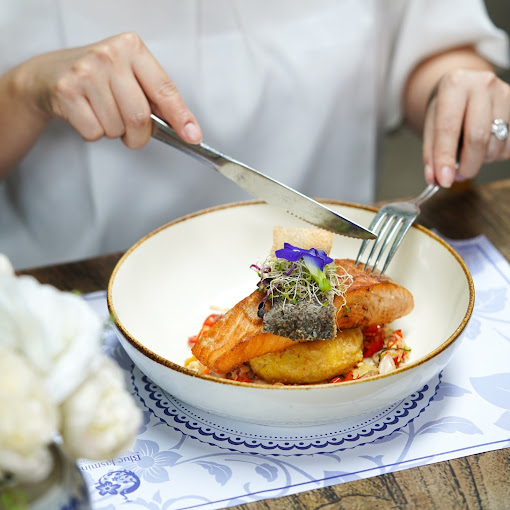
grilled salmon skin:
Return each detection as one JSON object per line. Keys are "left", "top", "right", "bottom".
{"left": 191, "top": 258, "right": 413, "bottom": 374}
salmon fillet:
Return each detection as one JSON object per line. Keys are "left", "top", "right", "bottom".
{"left": 192, "top": 258, "right": 414, "bottom": 374}
{"left": 191, "top": 291, "right": 295, "bottom": 374}
{"left": 334, "top": 259, "right": 414, "bottom": 329}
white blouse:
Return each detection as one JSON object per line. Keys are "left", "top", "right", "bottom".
{"left": 0, "top": 0, "right": 508, "bottom": 269}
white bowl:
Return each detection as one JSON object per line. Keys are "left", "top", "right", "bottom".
{"left": 107, "top": 200, "right": 474, "bottom": 427}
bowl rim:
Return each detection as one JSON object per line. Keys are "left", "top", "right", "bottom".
{"left": 107, "top": 198, "right": 475, "bottom": 391}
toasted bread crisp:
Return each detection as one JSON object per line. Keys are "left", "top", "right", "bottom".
{"left": 271, "top": 226, "right": 332, "bottom": 253}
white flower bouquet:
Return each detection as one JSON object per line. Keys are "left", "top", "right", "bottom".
{"left": 0, "top": 253, "right": 142, "bottom": 486}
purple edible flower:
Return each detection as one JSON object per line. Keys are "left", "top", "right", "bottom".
{"left": 275, "top": 243, "right": 334, "bottom": 292}
{"left": 275, "top": 243, "right": 333, "bottom": 270}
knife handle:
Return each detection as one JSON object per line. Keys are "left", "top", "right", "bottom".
{"left": 150, "top": 114, "right": 228, "bottom": 171}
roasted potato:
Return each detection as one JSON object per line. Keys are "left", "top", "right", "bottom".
{"left": 249, "top": 327, "right": 363, "bottom": 384}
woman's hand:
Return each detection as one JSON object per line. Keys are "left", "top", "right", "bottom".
{"left": 423, "top": 68, "right": 510, "bottom": 187}
{"left": 18, "top": 32, "right": 202, "bottom": 148}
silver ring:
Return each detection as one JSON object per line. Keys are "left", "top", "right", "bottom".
{"left": 491, "top": 119, "right": 509, "bottom": 141}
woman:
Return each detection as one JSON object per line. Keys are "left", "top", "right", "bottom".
{"left": 0, "top": 0, "right": 508, "bottom": 269}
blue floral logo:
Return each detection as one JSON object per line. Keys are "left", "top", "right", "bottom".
{"left": 96, "top": 470, "right": 140, "bottom": 500}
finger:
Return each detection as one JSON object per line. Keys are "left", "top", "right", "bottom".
{"left": 131, "top": 47, "right": 202, "bottom": 144}
{"left": 50, "top": 70, "right": 104, "bottom": 140}
{"left": 110, "top": 73, "right": 152, "bottom": 149}
{"left": 456, "top": 91, "right": 492, "bottom": 181}
{"left": 86, "top": 85, "right": 125, "bottom": 139}
{"left": 422, "top": 99, "right": 437, "bottom": 184}
{"left": 500, "top": 126, "right": 510, "bottom": 161}
{"left": 486, "top": 83, "right": 510, "bottom": 162}
{"left": 57, "top": 94, "right": 104, "bottom": 141}
{"left": 486, "top": 119, "right": 509, "bottom": 162}
{"left": 486, "top": 120, "right": 509, "bottom": 161}
{"left": 431, "top": 78, "right": 467, "bottom": 187}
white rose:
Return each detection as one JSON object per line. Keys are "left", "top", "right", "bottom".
{"left": 0, "top": 445, "right": 54, "bottom": 484}
{"left": 0, "top": 345, "right": 58, "bottom": 482}
{"left": 0, "top": 253, "right": 14, "bottom": 276}
{"left": 60, "top": 355, "right": 142, "bottom": 460}
{"left": 0, "top": 275, "right": 102, "bottom": 403}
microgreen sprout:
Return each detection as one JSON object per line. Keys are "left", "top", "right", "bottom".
{"left": 378, "top": 346, "right": 411, "bottom": 361}
{"left": 252, "top": 243, "right": 353, "bottom": 316}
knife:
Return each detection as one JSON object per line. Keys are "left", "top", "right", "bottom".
{"left": 151, "top": 114, "right": 376, "bottom": 240}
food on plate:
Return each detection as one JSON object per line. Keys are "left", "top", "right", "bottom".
{"left": 332, "top": 259, "right": 414, "bottom": 328}
{"left": 260, "top": 226, "right": 345, "bottom": 341}
{"left": 187, "top": 316, "right": 410, "bottom": 383}
{"left": 248, "top": 327, "right": 364, "bottom": 384}
{"left": 270, "top": 226, "right": 334, "bottom": 254}
{"left": 189, "top": 227, "right": 413, "bottom": 383}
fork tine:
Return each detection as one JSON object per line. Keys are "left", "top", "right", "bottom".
{"left": 355, "top": 212, "right": 388, "bottom": 265}
{"left": 371, "top": 216, "right": 405, "bottom": 273}
{"left": 356, "top": 183, "right": 439, "bottom": 275}
{"left": 363, "top": 214, "right": 396, "bottom": 271}
{"left": 379, "top": 218, "right": 415, "bottom": 275}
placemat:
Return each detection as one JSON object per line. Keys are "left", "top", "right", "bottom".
{"left": 80, "top": 235, "right": 510, "bottom": 510}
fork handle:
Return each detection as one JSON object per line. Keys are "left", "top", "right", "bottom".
{"left": 413, "top": 183, "right": 440, "bottom": 206}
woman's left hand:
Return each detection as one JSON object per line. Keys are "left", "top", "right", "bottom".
{"left": 423, "top": 68, "right": 510, "bottom": 187}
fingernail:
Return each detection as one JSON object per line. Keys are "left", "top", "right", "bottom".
{"left": 438, "top": 166, "right": 455, "bottom": 188}
{"left": 183, "top": 122, "right": 202, "bottom": 144}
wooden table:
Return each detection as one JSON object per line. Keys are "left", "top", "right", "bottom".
{"left": 19, "top": 179, "right": 510, "bottom": 510}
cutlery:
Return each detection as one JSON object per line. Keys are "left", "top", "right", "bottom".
{"left": 151, "top": 114, "right": 376, "bottom": 240}
{"left": 356, "top": 183, "right": 440, "bottom": 274}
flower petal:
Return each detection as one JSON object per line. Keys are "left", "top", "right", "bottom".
{"left": 274, "top": 243, "right": 307, "bottom": 262}
{"left": 275, "top": 243, "right": 333, "bottom": 271}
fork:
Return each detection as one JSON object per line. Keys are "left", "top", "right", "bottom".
{"left": 356, "top": 183, "right": 440, "bottom": 275}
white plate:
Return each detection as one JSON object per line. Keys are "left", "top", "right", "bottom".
{"left": 108, "top": 200, "right": 474, "bottom": 427}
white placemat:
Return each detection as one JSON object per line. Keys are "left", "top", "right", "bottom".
{"left": 80, "top": 235, "right": 510, "bottom": 510}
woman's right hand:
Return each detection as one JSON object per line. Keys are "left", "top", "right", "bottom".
{"left": 19, "top": 32, "right": 202, "bottom": 148}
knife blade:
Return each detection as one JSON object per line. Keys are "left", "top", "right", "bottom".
{"left": 151, "top": 114, "right": 376, "bottom": 240}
